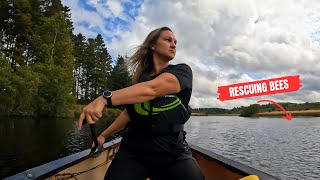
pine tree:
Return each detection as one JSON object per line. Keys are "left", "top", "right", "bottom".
{"left": 107, "top": 55, "right": 132, "bottom": 91}
{"left": 0, "top": 1, "right": 10, "bottom": 41}
{"left": 73, "top": 33, "right": 86, "bottom": 101}
{"left": 79, "top": 35, "right": 112, "bottom": 101}
{"left": 30, "top": 8, "right": 75, "bottom": 117}
{"left": 32, "top": 13, "right": 74, "bottom": 70}
{"left": 92, "top": 34, "right": 112, "bottom": 98}
{"left": 81, "top": 38, "right": 96, "bottom": 101}
{"left": 0, "top": 0, "right": 76, "bottom": 117}
{"left": 11, "top": 0, "right": 33, "bottom": 66}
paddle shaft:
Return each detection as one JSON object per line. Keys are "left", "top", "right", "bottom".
{"left": 82, "top": 119, "right": 99, "bottom": 149}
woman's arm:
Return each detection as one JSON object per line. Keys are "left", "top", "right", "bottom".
{"left": 112, "top": 72, "right": 181, "bottom": 105}
{"left": 95, "top": 109, "right": 130, "bottom": 145}
{"left": 78, "top": 72, "right": 180, "bottom": 129}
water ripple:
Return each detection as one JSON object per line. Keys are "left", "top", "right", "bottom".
{"left": 185, "top": 116, "right": 320, "bottom": 180}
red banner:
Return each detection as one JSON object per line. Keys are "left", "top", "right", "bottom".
{"left": 217, "top": 75, "right": 302, "bottom": 101}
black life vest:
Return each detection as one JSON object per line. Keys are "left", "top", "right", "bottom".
{"left": 125, "top": 70, "right": 191, "bottom": 136}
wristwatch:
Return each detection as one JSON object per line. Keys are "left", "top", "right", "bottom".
{"left": 102, "top": 90, "right": 112, "bottom": 107}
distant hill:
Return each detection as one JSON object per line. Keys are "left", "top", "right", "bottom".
{"left": 191, "top": 102, "right": 320, "bottom": 115}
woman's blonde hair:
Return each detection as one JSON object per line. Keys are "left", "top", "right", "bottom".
{"left": 129, "top": 27, "right": 173, "bottom": 84}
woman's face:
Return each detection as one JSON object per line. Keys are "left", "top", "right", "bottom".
{"left": 152, "top": 30, "right": 177, "bottom": 61}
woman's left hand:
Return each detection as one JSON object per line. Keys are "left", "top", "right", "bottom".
{"left": 92, "top": 135, "right": 105, "bottom": 147}
{"left": 78, "top": 96, "right": 107, "bottom": 130}
{"left": 97, "top": 135, "right": 106, "bottom": 145}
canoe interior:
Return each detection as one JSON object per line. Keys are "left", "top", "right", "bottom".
{"left": 48, "top": 145, "right": 247, "bottom": 180}
{"left": 192, "top": 149, "right": 247, "bottom": 180}
{"left": 46, "top": 143, "right": 120, "bottom": 180}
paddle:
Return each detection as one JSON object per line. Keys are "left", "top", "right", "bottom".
{"left": 82, "top": 119, "right": 101, "bottom": 154}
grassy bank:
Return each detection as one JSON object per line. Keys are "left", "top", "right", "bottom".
{"left": 256, "top": 109, "right": 320, "bottom": 117}
{"left": 209, "top": 114, "right": 240, "bottom": 116}
{"left": 191, "top": 113, "right": 208, "bottom": 116}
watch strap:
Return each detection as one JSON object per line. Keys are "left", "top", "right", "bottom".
{"left": 106, "top": 96, "right": 112, "bottom": 107}
{"left": 103, "top": 91, "right": 113, "bottom": 107}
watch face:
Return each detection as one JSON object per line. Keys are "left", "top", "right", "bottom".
{"left": 103, "top": 91, "right": 112, "bottom": 98}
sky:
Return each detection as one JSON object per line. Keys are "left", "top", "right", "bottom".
{"left": 61, "top": 0, "right": 320, "bottom": 109}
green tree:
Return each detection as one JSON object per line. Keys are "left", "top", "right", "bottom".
{"left": 29, "top": 0, "right": 42, "bottom": 26}
{"left": 0, "top": 0, "right": 12, "bottom": 58}
{"left": 12, "top": 0, "right": 33, "bottom": 66}
{"left": 0, "top": 0, "right": 44, "bottom": 66}
{"left": 81, "top": 38, "right": 96, "bottom": 101}
{"left": 0, "top": 54, "right": 39, "bottom": 116}
{"left": 107, "top": 55, "right": 132, "bottom": 91}
{"left": 0, "top": 54, "right": 16, "bottom": 115}
{"left": 32, "top": 13, "right": 74, "bottom": 69}
{"left": 76, "top": 35, "right": 112, "bottom": 102}
{"left": 240, "top": 104, "right": 260, "bottom": 117}
{"left": 33, "top": 63, "right": 75, "bottom": 117}
{"left": 0, "top": 1, "right": 10, "bottom": 41}
{"left": 91, "top": 34, "right": 112, "bottom": 99}
{"left": 73, "top": 33, "right": 86, "bottom": 100}
{"left": 11, "top": 66, "right": 40, "bottom": 116}
{"left": 0, "top": 0, "right": 76, "bottom": 117}
{"left": 30, "top": 10, "right": 75, "bottom": 117}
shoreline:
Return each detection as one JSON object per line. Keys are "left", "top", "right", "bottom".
{"left": 192, "top": 109, "right": 320, "bottom": 117}
{"left": 256, "top": 109, "right": 320, "bottom": 117}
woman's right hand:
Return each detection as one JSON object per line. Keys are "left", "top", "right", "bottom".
{"left": 78, "top": 96, "right": 107, "bottom": 130}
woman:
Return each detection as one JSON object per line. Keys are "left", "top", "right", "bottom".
{"left": 78, "top": 27, "right": 204, "bottom": 180}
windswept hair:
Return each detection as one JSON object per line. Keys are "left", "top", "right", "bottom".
{"left": 129, "top": 27, "right": 173, "bottom": 84}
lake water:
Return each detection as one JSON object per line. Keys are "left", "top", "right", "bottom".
{"left": 0, "top": 116, "right": 319, "bottom": 179}
{"left": 0, "top": 117, "right": 118, "bottom": 178}
{"left": 185, "top": 116, "right": 320, "bottom": 180}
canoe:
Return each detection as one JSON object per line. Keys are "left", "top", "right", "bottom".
{"left": 5, "top": 138, "right": 279, "bottom": 180}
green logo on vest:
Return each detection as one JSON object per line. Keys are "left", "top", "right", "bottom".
{"left": 134, "top": 98, "right": 182, "bottom": 115}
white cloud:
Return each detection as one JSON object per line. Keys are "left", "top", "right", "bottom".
{"left": 62, "top": 0, "right": 107, "bottom": 37}
{"left": 62, "top": 0, "right": 128, "bottom": 39}
{"left": 107, "top": 0, "right": 123, "bottom": 16}
{"left": 62, "top": 0, "right": 320, "bottom": 109}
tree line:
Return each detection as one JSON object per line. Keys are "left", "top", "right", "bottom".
{"left": 192, "top": 102, "right": 320, "bottom": 116}
{"left": 0, "top": 0, "right": 131, "bottom": 117}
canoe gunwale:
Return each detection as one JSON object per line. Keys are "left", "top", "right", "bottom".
{"left": 4, "top": 138, "right": 121, "bottom": 180}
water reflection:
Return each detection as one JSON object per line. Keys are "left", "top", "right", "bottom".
{"left": 0, "top": 116, "right": 114, "bottom": 178}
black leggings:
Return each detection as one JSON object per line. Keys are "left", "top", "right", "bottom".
{"left": 104, "top": 151, "right": 204, "bottom": 180}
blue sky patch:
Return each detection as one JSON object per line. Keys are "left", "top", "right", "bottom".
{"left": 123, "top": 0, "right": 143, "bottom": 20}
{"left": 247, "top": 72, "right": 266, "bottom": 80}
{"left": 63, "top": 0, "right": 144, "bottom": 43}
{"left": 78, "top": 0, "right": 97, "bottom": 12}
